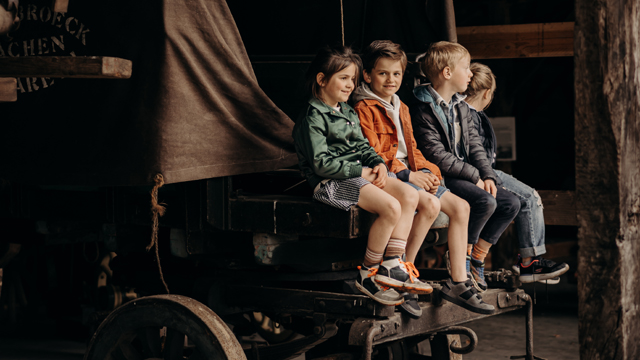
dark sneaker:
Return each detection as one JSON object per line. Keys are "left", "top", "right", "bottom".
{"left": 440, "top": 277, "right": 495, "bottom": 315}
{"left": 375, "top": 256, "right": 433, "bottom": 294}
{"left": 469, "top": 257, "right": 487, "bottom": 292}
{"left": 355, "top": 264, "right": 404, "bottom": 306}
{"left": 398, "top": 293, "right": 422, "bottom": 319}
{"left": 511, "top": 265, "right": 560, "bottom": 284}
{"left": 516, "top": 256, "right": 570, "bottom": 284}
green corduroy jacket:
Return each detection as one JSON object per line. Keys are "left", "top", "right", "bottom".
{"left": 292, "top": 98, "right": 385, "bottom": 190}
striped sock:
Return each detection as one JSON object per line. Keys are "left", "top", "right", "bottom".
{"left": 471, "top": 243, "right": 490, "bottom": 263}
{"left": 467, "top": 244, "right": 473, "bottom": 256}
{"left": 364, "top": 247, "right": 384, "bottom": 266}
{"left": 384, "top": 238, "right": 407, "bottom": 258}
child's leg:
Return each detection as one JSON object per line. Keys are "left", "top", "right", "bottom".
{"left": 357, "top": 183, "right": 403, "bottom": 265}
{"left": 477, "top": 187, "right": 520, "bottom": 245}
{"left": 494, "top": 170, "right": 545, "bottom": 259}
{"left": 405, "top": 191, "right": 440, "bottom": 263}
{"left": 379, "top": 179, "right": 419, "bottom": 248}
{"left": 438, "top": 191, "right": 470, "bottom": 283}
{"left": 444, "top": 177, "right": 497, "bottom": 246}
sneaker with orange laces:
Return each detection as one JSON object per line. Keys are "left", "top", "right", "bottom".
{"left": 355, "top": 264, "right": 405, "bottom": 306}
{"left": 375, "top": 256, "right": 433, "bottom": 294}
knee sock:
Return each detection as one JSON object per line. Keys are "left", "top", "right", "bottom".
{"left": 471, "top": 240, "right": 491, "bottom": 263}
{"left": 384, "top": 238, "right": 407, "bottom": 258}
{"left": 364, "top": 247, "right": 384, "bottom": 267}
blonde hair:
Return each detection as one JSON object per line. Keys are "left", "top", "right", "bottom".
{"left": 420, "top": 41, "right": 470, "bottom": 84}
{"left": 463, "top": 62, "right": 496, "bottom": 101}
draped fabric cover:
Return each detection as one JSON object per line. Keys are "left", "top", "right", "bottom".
{"left": 0, "top": 0, "right": 297, "bottom": 186}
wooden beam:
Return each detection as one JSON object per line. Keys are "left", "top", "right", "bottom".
{"left": 52, "top": 0, "right": 69, "bottom": 13}
{"left": 0, "top": 78, "right": 17, "bottom": 102}
{"left": 538, "top": 190, "right": 578, "bottom": 226}
{"left": 0, "top": 56, "right": 132, "bottom": 79}
{"left": 457, "top": 22, "right": 574, "bottom": 59}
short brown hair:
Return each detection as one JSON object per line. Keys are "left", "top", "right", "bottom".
{"left": 420, "top": 41, "right": 470, "bottom": 83}
{"left": 361, "top": 40, "right": 408, "bottom": 73}
{"left": 463, "top": 62, "right": 496, "bottom": 101}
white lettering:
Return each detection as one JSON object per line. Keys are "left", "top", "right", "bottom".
{"left": 51, "top": 35, "right": 64, "bottom": 52}
{"left": 7, "top": 42, "right": 19, "bottom": 57}
{"left": 23, "top": 39, "right": 36, "bottom": 56}
{"left": 65, "top": 17, "right": 78, "bottom": 35}
{"left": 27, "top": 4, "right": 37, "bottom": 21}
{"left": 39, "top": 7, "right": 52, "bottom": 23}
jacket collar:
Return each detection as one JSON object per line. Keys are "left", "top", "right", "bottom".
{"left": 308, "top": 97, "right": 353, "bottom": 114}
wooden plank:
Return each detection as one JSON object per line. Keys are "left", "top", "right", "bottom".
{"left": 0, "top": 78, "right": 17, "bottom": 102}
{"left": 538, "top": 190, "right": 578, "bottom": 226}
{"left": 457, "top": 22, "right": 574, "bottom": 59}
{"left": 0, "top": 56, "right": 132, "bottom": 79}
{"left": 52, "top": 0, "right": 69, "bottom": 13}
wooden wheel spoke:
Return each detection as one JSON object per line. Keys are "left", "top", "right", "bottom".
{"left": 136, "top": 326, "right": 162, "bottom": 358}
{"left": 118, "top": 340, "right": 142, "bottom": 360}
{"left": 163, "top": 328, "right": 186, "bottom": 360}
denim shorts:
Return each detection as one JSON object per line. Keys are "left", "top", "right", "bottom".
{"left": 405, "top": 182, "right": 449, "bottom": 199}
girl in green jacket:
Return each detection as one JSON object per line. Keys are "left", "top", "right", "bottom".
{"left": 292, "top": 46, "right": 432, "bottom": 308}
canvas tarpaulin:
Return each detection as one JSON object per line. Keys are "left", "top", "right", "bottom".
{"left": 0, "top": 0, "right": 297, "bottom": 186}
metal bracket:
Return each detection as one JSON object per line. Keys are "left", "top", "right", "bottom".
{"left": 497, "top": 292, "right": 527, "bottom": 309}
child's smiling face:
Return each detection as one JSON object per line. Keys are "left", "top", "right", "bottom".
{"left": 449, "top": 55, "right": 473, "bottom": 93}
{"left": 363, "top": 57, "right": 404, "bottom": 103}
{"left": 318, "top": 63, "right": 357, "bottom": 108}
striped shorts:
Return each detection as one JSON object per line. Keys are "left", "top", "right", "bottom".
{"left": 313, "top": 170, "right": 397, "bottom": 211}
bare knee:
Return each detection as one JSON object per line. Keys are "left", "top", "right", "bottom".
{"left": 379, "top": 198, "right": 402, "bottom": 223}
{"left": 450, "top": 196, "right": 471, "bottom": 220}
{"left": 397, "top": 188, "right": 419, "bottom": 211}
{"left": 418, "top": 193, "right": 440, "bottom": 217}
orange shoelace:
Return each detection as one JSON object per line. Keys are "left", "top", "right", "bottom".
{"left": 357, "top": 265, "right": 379, "bottom": 277}
{"left": 401, "top": 261, "right": 421, "bottom": 283}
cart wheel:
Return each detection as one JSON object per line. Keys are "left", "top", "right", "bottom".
{"left": 84, "top": 294, "right": 246, "bottom": 360}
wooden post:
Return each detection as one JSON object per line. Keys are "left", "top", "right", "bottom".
{"left": 575, "top": 1, "right": 640, "bottom": 359}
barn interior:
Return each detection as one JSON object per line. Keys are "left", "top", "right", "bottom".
{"left": 0, "top": 0, "right": 637, "bottom": 359}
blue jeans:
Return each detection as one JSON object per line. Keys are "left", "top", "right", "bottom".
{"left": 445, "top": 176, "right": 520, "bottom": 245}
{"left": 495, "top": 170, "right": 546, "bottom": 257}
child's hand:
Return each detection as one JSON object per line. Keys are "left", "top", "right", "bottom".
{"left": 371, "top": 164, "right": 387, "bottom": 188}
{"left": 484, "top": 179, "right": 497, "bottom": 198}
{"left": 409, "top": 171, "right": 434, "bottom": 190}
{"left": 475, "top": 178, "right": 485, "bottom": 190}
{"left": 425, "top": 172, "right": 440, "bottom": 187}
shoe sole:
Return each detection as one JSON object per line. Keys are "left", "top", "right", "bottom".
{"left": 511, "top": 266, "right": 560, "bottom": 284}
{"left": 519, "top": 264, "right": 570, "bottom": 284}
{"left": 440, "top": 291, "right": 496, "bottom": 315}
{"left": 354, "top": 281, "right": 405, "bottom": 306}
{"left": 375, "top": 277, "right": 433, "bottom": 295}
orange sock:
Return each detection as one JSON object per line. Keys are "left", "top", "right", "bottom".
{"left": 471, "top": 243, "right": 490, "bottom": 263}
{"left": 467, "top": 244, "right": 473, "bottom": 256}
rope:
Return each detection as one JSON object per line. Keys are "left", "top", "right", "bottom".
{"left": 340, "top": 0, "right": 345, "bottom": 46}
{"left": 147, "top": 174, "right": 169, "bottom": 294}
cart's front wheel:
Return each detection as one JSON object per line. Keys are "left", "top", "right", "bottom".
{"left": 84, "top": 294, "right": 246, "bottom": 360}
